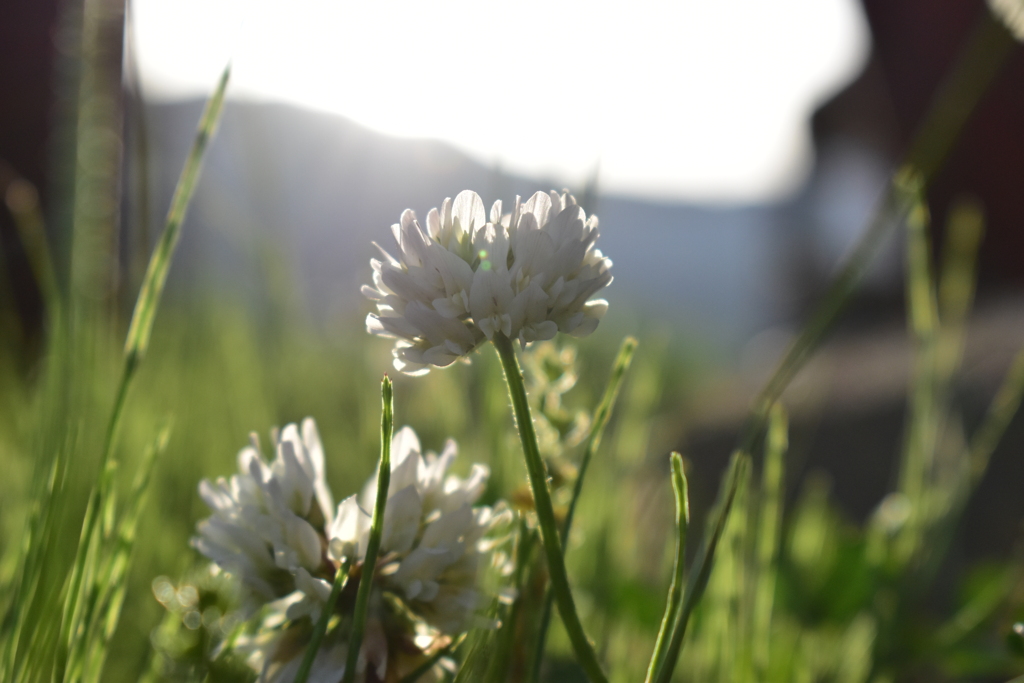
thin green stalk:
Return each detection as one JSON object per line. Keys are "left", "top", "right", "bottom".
{"left": 752, "top": 405, "right": 787, "bottom": 678}
{"left": 341, "top": 376, "right": 394, "bottom": 683}
{"left": 52, "top": 66, "right": 230, "bottom": 683}
{"left": 530, "top": 336, "right": 637, "bottom": 681}
{"left": 968, "top": 345, "right": 1024, "bottom": 486}
{"left": 122, "top": 64, "right": 230, "bottom": 366}
{"left": 645, "top": 453, "right": 690, "bottom": 683}
{"left": 652, "top": 451, "right": 749, "bottom": 683}
{"left": 294, "top": 561, "right": 351, "bottom": 683}
{"left": 737, "top": 8, "right": 1018, "bottom": 457}
{"left": 492, "top": 334, "right": 608, "bottom": 683}
{"left": 82, "top": 422, "right": 172, "bottom": 680}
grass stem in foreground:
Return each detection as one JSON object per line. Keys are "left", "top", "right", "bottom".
{"left": 737, "top": 10, "right": 1018, "bottom": 457}
{"left": 341, "top": 376, "right": 393, "bottom": 683}
{"left": 294, "top": 561, "right": 350, "bottom": 683}
{"left": 645, "top": 452, "right": 690, "bottom": 683}
{"left": 492, "top": 334, "right": 608, "bottom": 683}
{"left": 653, "top": 451, "right": 748, "bottom": 683}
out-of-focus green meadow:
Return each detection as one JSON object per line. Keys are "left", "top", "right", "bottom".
{"left": 0, "top": 288, "right": 697, "bottom": 681}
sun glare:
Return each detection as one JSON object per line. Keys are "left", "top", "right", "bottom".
{"left": 132, "top": 0, "right": 869, "bottom": 202}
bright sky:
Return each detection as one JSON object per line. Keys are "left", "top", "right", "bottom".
{"left": 131, "top": 0, "right": 870, "bottom": 203}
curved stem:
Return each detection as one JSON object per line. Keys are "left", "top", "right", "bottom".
{"left": 492, "top": 335, "right": 608, "bottom": 683}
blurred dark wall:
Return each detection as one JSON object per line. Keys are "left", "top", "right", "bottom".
{"left": 0, "top": 0, "right": 60, "bottom": 354}
{"left": 813, "top": 0, "right": 1024, "bottom": 288}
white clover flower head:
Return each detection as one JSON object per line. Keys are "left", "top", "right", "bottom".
{"left": 192, "top": 418, "right": 333, "bottom": 603}
{"left": 327, "top": 426, "right": 511, "bottom": 635}
{"left": 364, "top": 189, "right": 613, "bottom": 375}
{"left": 200, "top": 421, "right": 508, "bottom": 682}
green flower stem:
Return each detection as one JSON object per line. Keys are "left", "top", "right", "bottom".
{"left": 644, "top": 452, "right": 689, "bottom": 683}
{"left": 342, "top": 376, "right": 394, "bottom": 683}
{"left": 492, "top": 334, "right": 608, "bottom": 683}
{"left": 294, "top": 560, "right": 351, "bottom": 683}
{"left": 530, "top": 336, "right": 637, "bottom": 682}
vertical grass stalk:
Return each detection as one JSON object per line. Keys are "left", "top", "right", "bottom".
{"left": 530, "top": 336, "right": 637, "bottom": 681}
{"left": 50, "top": 67, "right": 230, "bottom": 683}
{"left": 341, "top": 375, "right": 394, "bottom": 683}
{"left": 737, "top": 9, "right": 1019, "bottom": 457}
{"left": 652, "top": 451, "right": 749, "bottom": 683}
{"left": 645, "top": 452, "right": 690, "bottom": 683}
{"left": 492, "top": 333, "right": 608, "bottom": 683}
{"left": 751, "top": 405, "right": 787, "bottom": 677}
{"left": 294, "top": 560, "right": 351, "bottom": 683}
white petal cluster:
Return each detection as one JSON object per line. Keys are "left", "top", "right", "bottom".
{"left": 364, "top": 189, "right": 613, "bottom": 374}
{"left": 328, "top": 426, "right": 509, "bottom": 634}
{"left": 193, "top": 419, "right": 333, "bottom": 604}
{"left": 193, "top": 420, "right": 508, "bottom": 682}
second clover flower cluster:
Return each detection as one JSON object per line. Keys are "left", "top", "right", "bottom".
{"left": 193, "top": 418, "right": 510, "bottom": 682}
{"left": 363, "top": 189, "right": 613, "bottom": 374}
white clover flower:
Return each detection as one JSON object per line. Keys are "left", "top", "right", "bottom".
{"left": 193, "top": 419, "right": 334, "bottom": 604}
{"left": 364, "top": 189, "right": 612, "bottom": 374}
{"left": 327, "top": 426, "right": 511, "bottom": 634}
{"left": 202, "top": 422, "right": 509, "bottom": 682}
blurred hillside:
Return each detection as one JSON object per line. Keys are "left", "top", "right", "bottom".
{"left": 138, "top": 99, "right": 801, "bottom": 353}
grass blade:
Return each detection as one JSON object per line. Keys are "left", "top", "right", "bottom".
{"left": 653, "top": 450, "right": 749, "bottom": 683}
{"left": 81, "top": 421, "right": 172, "bottom": 681}
{"left": 645, "top": 452, "right": 690, "bottom": 683}
{"left": 340, "top": 375, "right": 394, "bottom": 683}
{"left": 737, "top": 9, "right": 1018, "bottom": 457}
{"left": 122, "top": 64, "right": 230, "bottom": 366}
{"left": 752, "top": 405, "right": 787, "bottom": 678}
{"left": 294, "top": 562, "right": 351, "bottom": 683}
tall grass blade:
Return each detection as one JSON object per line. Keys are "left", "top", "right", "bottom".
{"left": 294, "top": 562, "right": 351, "bottom": 683}
{"left": 652, "top": 450, "right": 749, "bottom": 683}
{"left": 968, "top": 346, "right": 1024, "bottom": 486}
{"left": 340, "top": 375, "right": 393, "bottom": 683}
{"left": 752, "top": 405, "right": 787, "bottom": 678}
{"left": 530, "top": 336, "right": 637, "bottom": 680}
{"left": 49, "top": 66, "right": 230, "bottom": 683}
{"left": 123, "top": 64, "right": 230, "bottom": 367}
{"left": 81, "top": 421, "right": 172, "bottom": 681}
{"left": 645, "top": 452, "right": 690, "bottom": 683}
{"left": 738, "top": 9, "right": 1018, "bottom": 456}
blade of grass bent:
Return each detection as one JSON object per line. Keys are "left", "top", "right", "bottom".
{"left": 737, "top": 9, "right": 1019, "bottom": 457}
{"left": 645, "top": 452, "right": 690, "bottom": 683}
{"left": 529, "top": 336, "right": 637, "bottom": 681}
{"left": 53, "top": 66, "right": 229, "bottom": 683}
{"left": 340, "top": 376, "right": 394, "bottom": 683}
{"left": 653, "top": 450, "right": 749, "bottom": 683}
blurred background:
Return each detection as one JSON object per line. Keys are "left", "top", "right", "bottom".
{"left": 2, "top": 0, "right": 1024, "bottom": 680}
